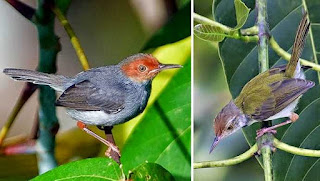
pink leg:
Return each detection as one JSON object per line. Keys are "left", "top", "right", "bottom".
{"left": 77, "top": 121, "right": 121, "bottom": 157}
{"left": 256, "top": 113, "right": 299, "bottom": 139}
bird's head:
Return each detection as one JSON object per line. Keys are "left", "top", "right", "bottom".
{"left": 210, "top": 101, "right": 248, "bottom": 153}
{"left": 120, "top": 54, "right": 182, "bottom": 83}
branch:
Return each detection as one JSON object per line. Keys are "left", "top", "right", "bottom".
{"left": 193, "top": 13, "right": 258, "bottom": 42}
{"left": 194, "top": 13, "right": 320, "bottom": 72}
{"left": 52, "top": 7, "right": 90, "bottom": 71}
{"left": 5, "top": 0, "right": 35, "bottom": 22}
{"left": 193, "top": 13, "right": 231, "bottom": 33}
{"left": 193, "top": 144, "right": 258, "bottom": 168}
{"left": 257, "top": 133, "right": 273, "bottom": 181}
{"left": 270, "top": 37, "right": 320, "bottom": 71}
{"left": 34, "top": 0, "right": 60, "bottom": 174}
{"left": 256, "top": 0, "right": 269, "bottom": 73}
{"left": 256, "top": 0, "right": 273, "bottom": 180}
{"left": 274, "top": 138, "right": 320, "bottom": 157}
{"left": 0, "top": 83, "right": 37, "bottom": 146}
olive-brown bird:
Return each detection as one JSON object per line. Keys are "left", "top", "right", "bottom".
{"left": 210, "top": 14, "right": 314, "bottom": 153}
{"left": 3, "top": 53, "right": 182, "bottom": 156}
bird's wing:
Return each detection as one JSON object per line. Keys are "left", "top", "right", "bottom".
{"left": 243, "top": 79, "right": 314, "bottom": 120}
{"left": 56, "top": 80, "right": 125, "bottom": 114}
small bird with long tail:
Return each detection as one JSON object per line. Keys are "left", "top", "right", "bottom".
{"left": 3, "top": 53, "right": 182, "bottom": 156}
{"left": 210, "top": 14, "right": 314, "bottom": 153}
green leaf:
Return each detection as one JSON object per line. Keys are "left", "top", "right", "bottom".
{"left": 128, "top": 163, "right": 175, "bottom": 180}
{"left": 121, "top": 58, "right": 191, "bottom": 181}
{"left": 233, "top": 0, "right": 250, "bottom": 30}
{"left": 194, "top": 24, "right": 226, "bottom": 42}
{"left": 32, "top": 158, "right": 124, "bottom": 180}
{"left": 142, "top": 1, "right": 191, "bottom": 50}
{"left": 194, "top": 0, "right": 249, "bottom": 43}
{"left": 213, "top": 0, "right": 320, "bottom": 180}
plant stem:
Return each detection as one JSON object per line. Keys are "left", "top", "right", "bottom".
{"left": 262, "top": 144, "right": 272, "bottom": 181}
{"left": 193, "top": 144, "right": 258, "bottom": 168}
{"left": 193, "top": 13, "right": 258, "bottom": 42}
{"left": 269, "top": 37, "right": 320, "bottom": 71}
{"left": 52, "top": 7, "right": 90, "bottom": 70}
{"left": 257, "top": 134, "right": 273, "bottom": 181}
{"left": 274, "top": 138, "right": 320, "bottom": 157}
{"left": 256, "top": 0, "right": 273, "bottom": 180}
{"left": 35, "top": 0, "right": 61, "bottom": 174}
{"left": 241, "top": 26, "right": 259, "bottom": 35}
{"left": 256, "top": 0, "right": 269, "bottom": 73}
{"left": 0, "top": 83, "right": 37, "bottom": 146}
{"left": 193, "top": 13, "right": 231, "bottom": 33}
{"left": 5, "top": 0, "right": 35, "bottom": 21}
{"left": 194, "top": 13, "right": 320, "bottom": 72}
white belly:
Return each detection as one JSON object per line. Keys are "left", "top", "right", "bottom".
{"left": 266, "top": 64, "right": 304, "bottom": 120}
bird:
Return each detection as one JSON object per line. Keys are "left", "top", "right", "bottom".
{"left": 210, "top": 13, "right": 314, "bottom": 153}
{"left": 3, "top": 53, "right": 182, "bottom": 156}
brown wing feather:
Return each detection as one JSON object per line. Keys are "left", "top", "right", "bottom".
{"left": 56, "top": 80, "right": 125, "bottom": 114}
{"left": 251, "top": 79, "right": 314, "bottom": 120}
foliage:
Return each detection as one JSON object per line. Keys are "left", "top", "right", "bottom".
{"left": 32, "top": 158, "right": 124, "bottom": 180}
{"left": 194, "top": 0, "right": 250, "bottom": 42}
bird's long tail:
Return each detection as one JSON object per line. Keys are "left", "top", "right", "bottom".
{"left": 285, "top": 13, "right": 310, "bottom": 78}
{"left": 3, "top": 68, "right": 70, "bottom": 92}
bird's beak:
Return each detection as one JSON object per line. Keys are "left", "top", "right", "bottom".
{"left": 148, "top": 64, "right": 182, "bottom": 75}
{"left": 159, "top": 64, "right": 183, "bottom": 71}
{"left": 209, "top": 136, "right": 220, "bottom": 154}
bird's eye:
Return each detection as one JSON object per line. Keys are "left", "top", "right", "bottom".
{"left": 227, "top": 125, "right": 233, "bottom": 130}
{"left": 138, "top": 65, "right": 147, "bottom": 72}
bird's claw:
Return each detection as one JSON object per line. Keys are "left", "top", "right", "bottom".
{"left": 105, "top": 143, "right": 121, "bottom": 157}
{"left": 256, "top": 128, "right": 277, "bottom": 139}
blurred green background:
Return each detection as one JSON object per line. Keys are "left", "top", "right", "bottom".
{"left": 193, "top": 0, "right": 264, "bottom": 180}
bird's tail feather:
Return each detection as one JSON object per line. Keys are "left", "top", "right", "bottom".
{"left": 285, "top": 13, "right": 310, "bottom": 78}
{"left": 3, "top": 68, "right": 70, "bottom": 92}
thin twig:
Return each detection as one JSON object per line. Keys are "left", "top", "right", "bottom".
{"left": 193, "top": 144, "right": 258, "bottom": 168}
{"left": 0, "top": 83, "right": 37, "bottom": 146}
{"left": 270, "top": 37, "right": 320, "bottom": 71}
{"left": 5, "top": 0, "right": 35, "bottom": 22}
{"left": 274, "top": 138, "right": 320, "bottom": 157}
{"left": 52, "top": 7, "right": 90, "bottom": 71}
{"left": 193, "top": 13, "right": 231, "bottom": 33}
{"left": 193, "top": 13, "right": 258, "bottom": 42}
{"left": 194, "top": 13, "right": 320, "bottom": 72}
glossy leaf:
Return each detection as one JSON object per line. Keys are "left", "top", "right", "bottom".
{"left": 194, "top": 0, "right": 249, "bottom": 43}
{"left": 121, "top": 59, "right": 191, "bottom": 181}
{"left": 194, "top": 24, "right": 226, "bottom": 42}
{"left": 233, "top": 0, "right": 250, "bottom": 30}
{"left": 213, "top": 0, "right": 320, "bottom": 180}
{"left": 32, "top": 158, "right": 124, "bottom": 180}
{"left": 128, "top": 162, "right": 175, "bottom": 180}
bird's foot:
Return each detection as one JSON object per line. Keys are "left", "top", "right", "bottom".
{"left": 105, "top": 144, "right": 121, "bottom": 158}
{"left": 77, "top": 121, "right": 121, "bottom": 157}
{"left": 256, "top": 128, "right": 277, "bottom": 139}
{"left": 256, "top": 112, "right": 299, "bottom": 139}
